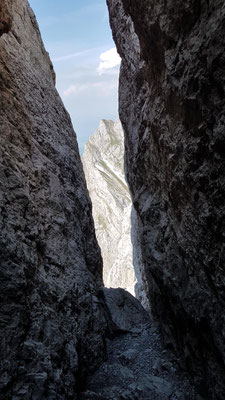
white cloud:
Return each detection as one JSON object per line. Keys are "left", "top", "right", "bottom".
{"left": 52, "top": 47, "right": 103, "bottom": 63}
{"left": 52, "top": 50, "right": 91, "bottom": 63}
{"left": 63, "top": 81, "right": 118, "bottom": 97}
{"left": 63, "top": 83, "right": 89, "bottom": 96}
{"left": 97, "top": 47, "right": 121, "bottom": 75}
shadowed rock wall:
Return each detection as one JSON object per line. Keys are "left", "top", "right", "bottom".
{"left": 107, "top": 0, "right": 225, "bottom": 398}
{"left": 0, "top": 0, "right": 12, "bottom": 35}
{"left": 0, "top": 1, "right": 106, "bottom": 399}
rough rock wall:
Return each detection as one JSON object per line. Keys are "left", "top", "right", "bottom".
{"left": 0, "top": 1, "right": 106, "bottom": 399}
{"left": 131, "top": 206, "right": 151, "bottom": 310}
{"left": 82, "top": 119, "right": 137, "bottom": 295}
{"left": 0, "top": 0, "right": 12, "bottom": 35}
{"left": 107, "top": 0, "right": 225, "bottom": 398}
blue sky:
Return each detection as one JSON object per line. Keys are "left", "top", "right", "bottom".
{"left": 29, "top": 0, "right": 120, "bottom": 152}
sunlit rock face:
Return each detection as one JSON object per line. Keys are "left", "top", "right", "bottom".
{"left": 0, "top": 1, "right": 106, "bottom": 399}
{"left": 82, "top": 119, "right": 137, "bottom": 295}
{"left": 107, "top": 0, "right": 225, "bottom": 398}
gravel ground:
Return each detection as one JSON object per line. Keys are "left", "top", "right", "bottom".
{"left": 80, "top": 288, "right": 202, "bottom": 400}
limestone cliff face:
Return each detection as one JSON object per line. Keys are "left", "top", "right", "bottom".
{"left": 0, "top": 1, "right": 106, "bottom": 399}
{"left": 107, "top": 0, "right": 225, "bottom": 398}
{"left": 82, "top": 119, "right": 137, "bottom": 294}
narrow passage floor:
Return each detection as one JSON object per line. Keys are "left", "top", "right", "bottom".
{"left": 80, "top": 288, "right": 201, "bottom": 400}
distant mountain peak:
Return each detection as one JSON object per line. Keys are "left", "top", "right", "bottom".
{"left": 82, "top": 119, "right": 136, "bottom": 294}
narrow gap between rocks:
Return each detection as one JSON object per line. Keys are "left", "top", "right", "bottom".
{"left": 80, "top": 120, "right": 197, "bottom": 399}
{"left": 27, "top": 3, "right": 199, "bottom": 398}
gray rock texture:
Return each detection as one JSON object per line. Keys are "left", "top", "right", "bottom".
{"left": 80, "top": 288, "right": 197, "bottom": 400}
{"left": 0, "top": 1, "right": 106, "bottom": 399}
{"left": 107, "top": 0, "right": 225, "bottom": 398}
{"left": 99, "top": 287, "right": 149, "bottom": 334}
{"left": 0, "top": 0, "right": 12, "bottom": 36}
{"left": 82, "top": 119, "right": 137, "bottom": 295}
{"left": 131, "top": 206, "right": 151, "bottom": 310}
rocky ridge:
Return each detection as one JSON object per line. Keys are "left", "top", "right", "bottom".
{"left": 82, "top": 119, "right": 137, "bottom": 295}
{"left": 0, "top": 1, "right": 107, "bottom": 399}
{"left": 107, "top": 0, "right": 225, "bottom": 398}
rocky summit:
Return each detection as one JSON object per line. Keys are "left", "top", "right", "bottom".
{"left": 107, "top": 0, "right": 225, "bottom": 398}
{"left": 82, "top": 119, "right": 137, "bottom": 295}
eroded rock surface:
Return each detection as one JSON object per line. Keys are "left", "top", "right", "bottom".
{"left": 82, "top": 119, "right": 137, "bottom": 295}
{"left": 0, "top": 1, "right": 106, "bottom": 399}
{"left": 0, "top": 0, "right": 12, "bottom": 35}
{"left": 107, "top": 0, "right": 225, "bottom": 398}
